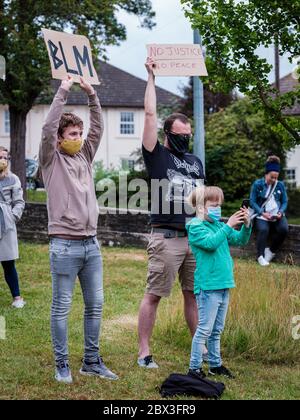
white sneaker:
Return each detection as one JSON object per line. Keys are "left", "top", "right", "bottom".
{"left": 264, "top": 248, "right": 275, "bottom": 263}
{"left": 257, "top": 256, "right": 270, "bottom": 267}
{"left": 55, "top": 361, "right": 73, "bottom": 384}
{"left": 12, "top": 298, "right": 26, "bottom": 308}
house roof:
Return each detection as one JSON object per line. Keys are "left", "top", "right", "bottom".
{"left": 275, "top": 72, "right": 300, "bottom": 116}
{"left": 37, "top": 60, "right": 180, "bottom": 108}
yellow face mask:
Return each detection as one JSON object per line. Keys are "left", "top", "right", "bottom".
{"left": 60, "top": 139, "right": 83, "bottom": 156}
{"left": 0, "top": 159, "right": 8, "bottom": 171}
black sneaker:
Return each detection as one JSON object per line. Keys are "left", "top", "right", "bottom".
{"left": 208, "top": 365, "right": 235, "bottom": 379}
{"left": 137, "top": 355, "right": 159, "bottom": 368}
{"left": 188, "top": 368, "right": 206, "bottom": 379}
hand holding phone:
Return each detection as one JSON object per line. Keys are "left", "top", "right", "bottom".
{"left": 241, "top": 199, "right": 250, "bottom": 209}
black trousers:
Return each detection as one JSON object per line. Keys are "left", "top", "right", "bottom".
{"left": 255, "top": 217, "right": 289, "bottom": 258}
{"left": 1, "top": 260, "right": 20, "bottom": 298}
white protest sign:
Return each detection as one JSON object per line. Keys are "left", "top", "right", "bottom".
{"left": 0, "top": 55, "right": 6, "bottom": 81}
{"left": 147, "top": 44, "right": 208, "bottom": 77}
{"left": 42, "top": 29, "right": 100, "bottom": 85}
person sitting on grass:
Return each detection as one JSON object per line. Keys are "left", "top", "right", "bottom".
{"left": 186, "top": 186, "right": 251, "bottom": 380}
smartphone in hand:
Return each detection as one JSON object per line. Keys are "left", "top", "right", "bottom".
{"left": 241, "top": 199, "right": 250, "bottom": 209}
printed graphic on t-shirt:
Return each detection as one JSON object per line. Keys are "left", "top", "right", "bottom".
{"left": 166, "top": 169, "right": 199, "bottom": 203}
{"left": 170, "top": 155, "right": 201, "bottom": 177}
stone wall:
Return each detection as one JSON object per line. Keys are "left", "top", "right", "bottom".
{"left": 18, "top": 203, "right": 300, "bottom": 265}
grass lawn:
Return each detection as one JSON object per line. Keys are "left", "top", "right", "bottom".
{"left": 289, "top": 218, "right": 300, "bottom": 225}
{"left": 0, "top": 243, "right": 299, "bottom": 400}
{"left": 26, "top": 190, "right": 47, "bottom": 203}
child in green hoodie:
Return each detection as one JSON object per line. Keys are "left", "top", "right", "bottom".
{"left": 186, "top": 186, "right": 251, "bottom": 379}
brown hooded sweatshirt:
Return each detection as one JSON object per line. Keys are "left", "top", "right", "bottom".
{"left": 39, "top": 87, "right": 104, "bottom": 237}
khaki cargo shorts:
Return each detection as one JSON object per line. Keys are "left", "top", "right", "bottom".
{"left": 145, "top": 232, "right": 196, "bottom": 297}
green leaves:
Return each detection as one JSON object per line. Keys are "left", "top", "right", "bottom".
{"left": 205, "top": 98, "right": 287, "bottom": 201}
{"left": 181, "top": 0, "right": 300, "bottom": 143}
{"left": 0, "top": 0, "right": 156, "bottom": 109}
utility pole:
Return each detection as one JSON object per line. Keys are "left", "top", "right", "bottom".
{"left": 275, "top": 37, "right": 280, "bottom": 93}
{"left": 193, "top": 29, "right": 205, "bottom": 172}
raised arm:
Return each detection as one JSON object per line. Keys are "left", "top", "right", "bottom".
{"left": 39, "top": 77, "right": 74, "bottom": 168}
{"left": 80, "top": 78, "right": 104, "bottom": 162}
{"left": 142, "top": 57, "right": 158, "bottom": 152}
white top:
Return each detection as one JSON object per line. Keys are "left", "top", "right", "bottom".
{"left": 257, "top": 184, "right": 279, "bottom": 222}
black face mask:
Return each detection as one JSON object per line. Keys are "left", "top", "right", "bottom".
{"left": 166, "top": 131, "right": 191, "bottom": 155}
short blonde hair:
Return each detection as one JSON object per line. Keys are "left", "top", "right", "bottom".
{"left": 187, "top": 186, "right": 224, "bottom": 217}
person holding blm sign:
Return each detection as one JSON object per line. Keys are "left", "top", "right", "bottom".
{"left": 137, "top": 57, "right": 205, "bottom": 368}
{"left": 39, "top": 76, "right": 118, "bottom": 383}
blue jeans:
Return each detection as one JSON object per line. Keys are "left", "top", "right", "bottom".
{"left": 190, "top": 289, "right": 230, "bottom": 370}
{"left": 50, "top": 237, "right": 103, "bottom": 363}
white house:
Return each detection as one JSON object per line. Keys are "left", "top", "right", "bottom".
{"left": 1, "top": 64, "right": 299, "bottom": 185}
{"left": 0, "top": 61, "right": 179, "bottom": 171}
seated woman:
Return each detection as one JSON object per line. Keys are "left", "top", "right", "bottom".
{"left": 250, "top": 155, "right": 289, "bottom": 266}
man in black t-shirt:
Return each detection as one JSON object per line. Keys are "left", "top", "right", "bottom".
{"left": 137, "top": 57, "right": 205, "bottom": 368}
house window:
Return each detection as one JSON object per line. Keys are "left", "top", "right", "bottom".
{"left": 285, "top": 168, "right": 297, "bottom": 188}
{"left": 121, "top": 158, "right": 135, "bottom": 171}
{"left": 286, "top": 168, "right": 296, "bottom": 181}
{"left": 4, "top": 110, "right": 10, "bottom": 134}
{"left": 120, "top": 112, "right": 134, "bottom": 135}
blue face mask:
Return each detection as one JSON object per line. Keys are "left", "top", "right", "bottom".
{"left": 207, "top": 206, "right": 222, "bottom": 221}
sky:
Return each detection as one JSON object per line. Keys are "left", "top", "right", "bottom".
{"left": 105, "top": 0, "right": 295, "bottom": 96}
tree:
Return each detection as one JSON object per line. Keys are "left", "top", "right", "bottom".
{"left": 181, "top": 0, "right": 300, "bottom": 145}
{"left": 179, "top": 77, "right": 236, "bottom": 118}
{"left": 0, "top": 0, "right": 155, "bottom": 191}
{"left": 205, "top": 98, "right": 286, "bottom": 202}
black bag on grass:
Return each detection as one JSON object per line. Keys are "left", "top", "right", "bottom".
{"left": 159, "top": 372, "right": 225, "bottom": 399}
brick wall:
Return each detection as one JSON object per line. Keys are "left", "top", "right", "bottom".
{"left": 18, "top": 203, "right": 300, "bottom": 265}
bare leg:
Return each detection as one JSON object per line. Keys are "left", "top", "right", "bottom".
{"left": 183, "top": 290, "right": 198, "bottom": 337}
{"left": 138, "top": 293, "right": 161, "bottom": 358}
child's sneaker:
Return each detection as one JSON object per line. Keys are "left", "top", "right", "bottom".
{"left": 55, "top": 360, "right": 73, "bottom": 383}
{"left": 137, "top": 355, "right": 159, "bottom": 368}
{"left": 188, "top": 368, "right": 206, "bottom": 379}
{"left": 12, "top": 298, "right": 26, "bottom": 309}
{"left": 208, "top": 365, "right": 235, "bottom": 379}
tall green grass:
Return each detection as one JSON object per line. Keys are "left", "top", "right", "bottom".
{"left": 0, "top": 243, "right": 299, "bottom": 399}
{"left": 156, "top": 259, "right": 300, "bottom": 364}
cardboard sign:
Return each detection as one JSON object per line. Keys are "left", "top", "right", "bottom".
{"left": 147, "top": 44, "right": 207, "bottom": 77}
{"left": 42, "top": 29, "right": 100, "bottom": 85}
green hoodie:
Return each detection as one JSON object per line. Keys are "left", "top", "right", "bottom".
{"left": 186, "top": 217, "right": 252, "bottom": 293}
